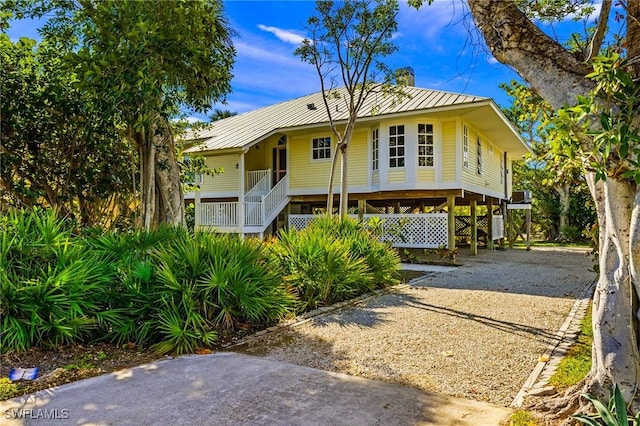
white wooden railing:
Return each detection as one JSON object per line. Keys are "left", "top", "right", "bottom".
{"left": 263, "top": 175, "right": 289, "bottom": 222}
{"left": 246, "top": 169, "right": 270, "bottom": 192}
{"left": 200, "top": 202, "right": 238, "bottom": 227}
{"left": 244, "top": 202, "right": 264, "bottom": 226}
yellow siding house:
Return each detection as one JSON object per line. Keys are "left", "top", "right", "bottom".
{"left": 182, "top": 84, "right": 530, "bottom": 249}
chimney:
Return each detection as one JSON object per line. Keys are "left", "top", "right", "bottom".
{"left": 400, "top": 67, "right": 415, "bottom": 86}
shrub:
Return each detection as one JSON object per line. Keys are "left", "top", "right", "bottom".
{"left": 269, "top": 216, "right": 399, "bottom": 311}
{"left": 148, "top": 231, "right": 297, "bottom": 354}
{"left": 0, "top": 209, "right": 112, "bottom": 353}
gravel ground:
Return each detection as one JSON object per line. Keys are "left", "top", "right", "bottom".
{"left": 239, "top": 246, "right": 596, "bottom": 407}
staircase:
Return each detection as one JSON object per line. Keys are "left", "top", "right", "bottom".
{"left": 198, "top": 169, "right": 290, "bottom": 236}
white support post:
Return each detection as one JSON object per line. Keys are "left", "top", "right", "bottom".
{"left": 238, "top": 152, "right": 245, "bottom": 236}
{"left": 194, "top": 190, "right": 201, "bottom": 229}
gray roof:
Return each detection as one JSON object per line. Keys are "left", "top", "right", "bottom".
{"left": 183, "top": 86, "right": 491, "bottom": 153}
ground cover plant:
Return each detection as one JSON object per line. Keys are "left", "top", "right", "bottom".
{"left": 267, "top": 216, "right": 400, "bottom": 310}
{"left": 2, "top": 209, "right": 399, "bottom": 359}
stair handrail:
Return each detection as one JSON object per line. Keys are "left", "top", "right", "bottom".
{"left": 244, "top": 170, "right": 271, "bottom": 202}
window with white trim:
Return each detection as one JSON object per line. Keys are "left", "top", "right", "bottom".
{"left": 389, "top": 125, "right": 405, "bottom": 168}
{"left": 463, "top": 125, "right": 469, "bottom": 169}
{"left": 372, "top": 128, "right": 379, "bottom": 171}
{"left": 312, "top": 137, "right": 331, "bottom": 160}
{"left": 417, "top": 123, "right": 434, "bottom": 167}
{"left": 477, "top": 135, "right": 483, "bottom": 174}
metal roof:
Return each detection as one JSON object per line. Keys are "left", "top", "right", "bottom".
{"left": 182, "top": 86, "right": 521, "bottom": 154}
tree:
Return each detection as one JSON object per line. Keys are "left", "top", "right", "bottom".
{"left": 208, "top": 109, "right": 237, "bottom": 122}
{"left": 0, "top": 35, "right": 136, "bottom": 227}
{"left": 295, "top": 0, "right": 408, "bottom": 217}
{"left": 501, "top": 80, "right": 595, "bottom": 240}
{"left": 2, "top": 0, "right": 236, "bottom": 229}
{"left": 418, "top": 0, "right": 640, "bottom": 415}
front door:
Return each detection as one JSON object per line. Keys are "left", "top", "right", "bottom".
{"left": 272, "top": 136, "right": 287, "bottom": 183}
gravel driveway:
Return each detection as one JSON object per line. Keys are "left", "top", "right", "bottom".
{"left": 239, "top": 246, "right": 595, "bottom": 407}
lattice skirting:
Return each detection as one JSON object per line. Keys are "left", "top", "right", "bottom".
{"left": 289, "top": 214, "right": 449, "bottom": 249}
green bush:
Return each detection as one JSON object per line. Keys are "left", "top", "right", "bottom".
{"left": 269, "top": 216, "right": 399, "bottom": 311}
{"left": 149, "top": 232, "right": 296, "bottom": 354}
{"left": 0, "top": 209, "right": 112, "bottom": 352}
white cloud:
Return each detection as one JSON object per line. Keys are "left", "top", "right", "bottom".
{"left": 257, "top": 24, "right": 306, "bottom": 45}
{"left": 565, "top": 0, "right": 602, "bottom": 22}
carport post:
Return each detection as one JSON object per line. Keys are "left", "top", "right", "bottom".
{"left": 470, "top": 200, "right": 478, "bottom": 255}
{"left": 447, "top": 196, "right": 456, "bottom": 250}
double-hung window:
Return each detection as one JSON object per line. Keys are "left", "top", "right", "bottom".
{"left": 389, "top": 125, "right": 405, "bottom": 168}
{"left": 372, "top": 128, "right": 379, "bottom": 171}
{"left": 417, "top": 123, "right": 434, "bottom": 167}
{"left": 463, "top": 125, "right": 469, "bottom": 169}
{"left": 312, "top": 137, "right": 331, "bottom": 160}
{"left": 477, "top": 135, "right": 483, "bottom": 174}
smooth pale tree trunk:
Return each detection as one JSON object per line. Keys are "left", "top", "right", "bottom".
{"left": 326, "top": 143, "right": 341, "bottom": 215}
{"left": 339, "top": 125, "right": 355, "bottom": 218}
{"left": 467, "top": 0, "right": 640, "bottom": 408}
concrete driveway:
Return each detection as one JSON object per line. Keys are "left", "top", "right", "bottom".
{"left": 1, "top": 352, "right": 509, "bottom": 425}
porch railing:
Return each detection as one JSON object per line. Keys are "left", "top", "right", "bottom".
{"left": 200, "top": 202, "right": 238, "bottom": 227}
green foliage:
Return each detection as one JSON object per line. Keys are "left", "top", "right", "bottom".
{"left": 0, "top": 209, "right": 112, "bottom": 352}
{"left": 1, "top": 209, "right": 297, "bottom": 356}
{"left": 0, "top": 34, "right": 135, "bottom": 226}
{"left": 574, "top": 384, "right": 640, "bottom": 426}
{"left": 501, "top": 80, "right": 595, "bottom": 240}
{"left": 0, "top": 378, "right": 20, "bottom": 401}
{"left": 268, "top": 216, "right": 399, "bottom": 310}
{"left": 508, "top": 410, "right": 541, "bottom": 426}
{"left": 554, "top": 54, "right": 640, "bottom": 183}
{"left": 1, "top": 0, "right": 236, "bottom": 226}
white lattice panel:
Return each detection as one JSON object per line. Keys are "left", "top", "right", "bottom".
{"left": 289, "top": 214, "right": 449, "bottom": 248}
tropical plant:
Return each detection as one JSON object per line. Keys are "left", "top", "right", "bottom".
{"left": 0, "top": 209, "right": 112, "bottom": 353}
{"left": 574, "top": 384, "right": 640, "bottom": 426}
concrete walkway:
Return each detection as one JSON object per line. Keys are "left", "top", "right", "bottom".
{"left": 1, "top": 352, "right": 510, "bottom": 425}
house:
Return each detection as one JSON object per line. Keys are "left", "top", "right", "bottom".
{"left": 182, "top": 83, "right": 530, "bottom": 251}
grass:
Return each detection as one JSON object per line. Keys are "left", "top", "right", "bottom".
{"left": 548, "top": 304, "right": 593, "bottom": 389}
{"left": 512, "top": 240, "right": 591, "bottom": 248}
{"left": 506, "top": 410, "right": 542, "bottom": 426}
{"left": 0, "top": 378, "right": 20, "bottom": 400}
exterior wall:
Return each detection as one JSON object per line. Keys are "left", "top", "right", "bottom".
{"left": 460, "top": 122, "right": 507, "bottom": 199}
{"left": 200, "top": 153, "right": 240, "bottom": 195}
{"left": 289, "top": 129, "right": 369, "bottom": 192}
{"left": 196, "top": 114, "right": 519, "bottom": 201}
{"left": 441, "top": 120, "right": 457, "bottom": 182}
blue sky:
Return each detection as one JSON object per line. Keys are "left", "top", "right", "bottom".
{"left": 6, "top": 1, "right": 606, "bottom": 121}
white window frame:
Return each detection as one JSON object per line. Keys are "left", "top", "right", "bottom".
{"left": 463, "top": 125, "right": 469, "bottom": 169}
{"left": 389, "top": 125, "right": 405, "bottom": 168}
{"left": 477, "top": 135, "right": 483, "bottom": 175}
{"left": 311, "top": 136, "right": 331, "bottom": 161}
{"left": 417, "top": 123, "right": 434, "bottom": 167}
{"left": 372, "top": 128, "right": 379, "bottom": 171}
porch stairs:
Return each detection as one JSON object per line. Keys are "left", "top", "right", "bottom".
{"left": 198, "top": 170, "right": 290, "bottom": 237}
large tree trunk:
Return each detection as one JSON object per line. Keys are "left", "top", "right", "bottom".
{"left": 467, "top": 0, "right": 640, "bottom": 407}
{"left": 135, "top": 117, "right": 184, "bottom": 230}
{"left": 153, "top": 117, "right": 184, "bottom": 226}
